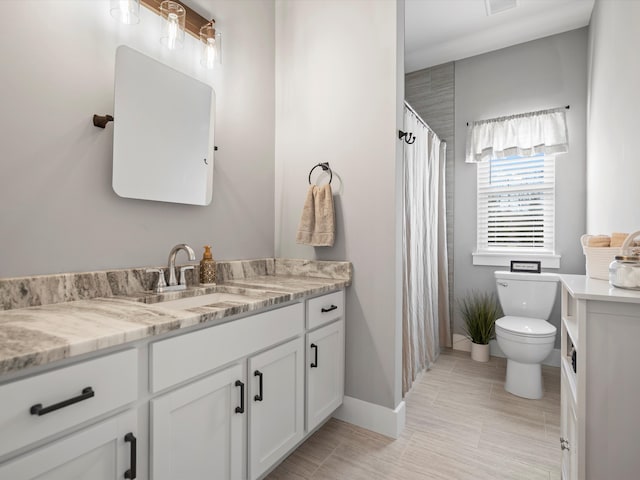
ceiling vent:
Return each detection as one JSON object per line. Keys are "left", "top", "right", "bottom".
{"left": 485, "top": 0, "right": 518, "bottom": 16}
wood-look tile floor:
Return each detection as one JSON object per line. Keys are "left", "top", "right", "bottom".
{"left": 266, "top": 348, "right": 561, "bottom": 480}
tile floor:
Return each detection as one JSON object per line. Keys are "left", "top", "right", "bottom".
{"left": 266, "top": 348, "right": 561, "bottom": 480}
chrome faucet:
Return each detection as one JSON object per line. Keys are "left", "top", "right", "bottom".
{"left": 167, "top": 243, "right": 196, "bottom": 287}
{"left": 146, "top": 243, "right": 196, "bottom": 293}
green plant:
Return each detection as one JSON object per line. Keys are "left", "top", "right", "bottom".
{"left": 458, "top": 291, "right": 501, "bottom": 345}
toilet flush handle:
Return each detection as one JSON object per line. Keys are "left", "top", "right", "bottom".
{"left": 497, "top": 281, "right": 508, "bottom": 287}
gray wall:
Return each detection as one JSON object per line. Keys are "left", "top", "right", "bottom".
{"left": 0, "top": 0, "right": 275, "bottom": 278}
{"left": 405, "top": 62, "right": 455, "bottom": 326}
{"left": 275, "top": 0, "right": 404, "bottom": 410}
{"left": 454, "top": 29, "right": 588, "bottom": 346}
{"left": 587, "top": 0, "right": 640, "bottom": 233}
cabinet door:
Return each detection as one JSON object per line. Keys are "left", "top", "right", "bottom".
{"left": 560, "top": 365, "right": 578, "bottom": 480}
{"left": 307, "top": 319, "right": 345, "bottom": 432}
{"left": 0, "top": 410, "right": 137, "bottom": 480}
{"left": 151, "top": 363, "right": 245, "bottom": 480}
{"left": 248, "top": 337, "right": 304, "bottom": 480}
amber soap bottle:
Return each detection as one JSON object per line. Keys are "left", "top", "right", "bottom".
{"left": 199, "top": 245, "right": 217, "bottom": 285}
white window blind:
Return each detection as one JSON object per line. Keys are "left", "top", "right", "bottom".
{"left": 477, "top": 154, "right": 555, "bottom": 253}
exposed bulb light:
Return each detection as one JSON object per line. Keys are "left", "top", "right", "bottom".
{"left": 167, "top": 13, "right": 179, "bottom": 50}
{"left": 110, "top": 0, "right": 140, "bottom": 25}
{"left": 200, "top": 21, "right": 222, "bottom": 70}
{"left": 160, "top": 1, "right": 185, "bottom": 50}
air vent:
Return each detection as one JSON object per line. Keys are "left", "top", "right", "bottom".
{"left": 484, "top": 0, "right": 517, "bottom": 16}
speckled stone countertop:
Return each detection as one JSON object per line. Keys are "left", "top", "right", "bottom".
{"left": 0, "top": 259, "right": 351, "bottom": 377}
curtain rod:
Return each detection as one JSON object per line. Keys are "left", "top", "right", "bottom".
{"left": 403, "top": 101, "right": 445, "bottom": 146}
{"left": 466, "top": 105, "right": 570, "bottom": 127}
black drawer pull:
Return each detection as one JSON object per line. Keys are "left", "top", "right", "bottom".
{"left": 124, "top": 432, "right": 137, "bottom": 479}
{"left": 254, "top": 370, "right": 264, "bottom": 402}
{"left": 30, "top": 387, "right": 95, "bottom": 416}
{"left": 310, "top": 343, "right": 319, "bottom": 368}
{"left": 235, "top": 380, "right": 245, "bottom": 414}
{"left": 321, "top": 305, "right": 338, "bottom": 313}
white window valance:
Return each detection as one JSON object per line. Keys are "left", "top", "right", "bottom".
{"left": 465, "top": 107, "right": 569, "bottom": 163}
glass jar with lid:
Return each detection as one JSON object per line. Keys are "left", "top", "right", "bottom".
{"left": 609, "top": 255, "right": 640, "bottom": 290}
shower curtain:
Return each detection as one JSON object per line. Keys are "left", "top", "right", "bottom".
{"left": 402, "top": 103, "right": 451, "bottom": 396}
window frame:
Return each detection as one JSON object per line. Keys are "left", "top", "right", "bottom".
{"left": 472, "top": 154, "right": 561, "bottom": 268}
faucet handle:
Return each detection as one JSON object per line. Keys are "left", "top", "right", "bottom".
{"left": 146, "top": 268, "right": 167, "bottom": 290}
{"left": 179, "top": 265, "right": 195, "bottom": 287}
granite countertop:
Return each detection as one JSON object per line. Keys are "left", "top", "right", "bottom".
{"left": 0, "top": 259, "right": 351, "bottom": 378}
{"left": 559, "top": 274, "right": 640, "bottom": 304}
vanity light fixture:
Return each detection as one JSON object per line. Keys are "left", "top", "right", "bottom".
{"left": 110, "top": 0, "right": 221, "bottom": 67}
{"left": 159, "top": 1, "right": 185, "bottom": 50}
{"left": 110, "top": 0, "right": 140, "bottom": 25}
{"left": 199, "top": 21, "right": 222, "bottom": 69}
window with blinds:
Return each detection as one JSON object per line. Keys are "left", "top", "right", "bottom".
{"left": 477, "top": 154, "right": 555, "bottom": 253}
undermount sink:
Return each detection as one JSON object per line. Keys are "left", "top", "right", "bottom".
{"left": 154, "top": 292, "right": 246, "bottom": 310}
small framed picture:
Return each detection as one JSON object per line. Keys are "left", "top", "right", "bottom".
{"left": 510, "top": 260, "right": 541, "bottom": 273}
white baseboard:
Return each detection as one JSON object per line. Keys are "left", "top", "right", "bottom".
{"left": 333, "top": 396, "right": 406, "bottom": 439}
{"left": 452, "top": 334, "right": 560, "bottom": 367}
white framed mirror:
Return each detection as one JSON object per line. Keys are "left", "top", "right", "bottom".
{"left": 112, "top": 45, "right": 215, "bottom": 206}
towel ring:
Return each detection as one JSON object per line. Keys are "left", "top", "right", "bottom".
{"left": 308, "top": 162, "right": 333, "bottom": 185}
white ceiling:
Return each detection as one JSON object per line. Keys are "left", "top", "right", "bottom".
{"left": 405, "top": 0, "right": 595, "bottom": 73}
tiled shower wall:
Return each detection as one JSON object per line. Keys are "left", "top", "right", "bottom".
{"left": 405, "top": 62, "right": 455, "bottom": 330}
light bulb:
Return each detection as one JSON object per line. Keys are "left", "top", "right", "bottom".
{"left": 199, "top": 23, "right": 221, "bottom": 70}
{"left": 167, "top": 13, "right": 179, "bottom": 50}
{"left": 204, "top": 38, "right": 216, "bottom": 69}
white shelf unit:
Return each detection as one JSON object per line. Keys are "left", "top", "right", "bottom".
{"left": 559, "top": 277, "right": 640, "bottom": 480}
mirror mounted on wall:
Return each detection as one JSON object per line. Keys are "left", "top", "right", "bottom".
{"left": 112, "top": 45, "right": 215, "bottom": 206}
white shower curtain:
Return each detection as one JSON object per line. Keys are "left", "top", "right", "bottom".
{"left": 402, "top": 104, "right": 451, "bottom": 396}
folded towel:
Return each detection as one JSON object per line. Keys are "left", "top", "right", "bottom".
{"left": 611, "top": 232, "right": 628, "bottom": 248}
{"left": 296, "top": 184, "right": 335, "bottom": 247}
{"left": 587, "top": 235, "right": 611, "bottom": 247}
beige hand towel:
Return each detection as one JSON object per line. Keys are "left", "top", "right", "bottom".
{"left": 296, "top": 184, "right": 335, "bottom": 247}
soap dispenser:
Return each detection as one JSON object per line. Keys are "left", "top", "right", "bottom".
{"left": 199, "top": 245, "right": 217, "bottom": 285}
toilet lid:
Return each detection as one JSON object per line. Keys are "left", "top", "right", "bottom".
{"left": 496, "top": 316, "right": 556, "bottom": 337}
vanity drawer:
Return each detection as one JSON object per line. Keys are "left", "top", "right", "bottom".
{"left": 307, "top": 290, "right": 344, "bottom": 330}
{"left": 151, "top": 303, "right": 304, "bottom": 392}
{"left": 0, "top": 349, "right": 137, "bottom": 458}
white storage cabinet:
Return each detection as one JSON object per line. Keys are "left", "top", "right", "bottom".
{"left": 559, "top": 276, "right": 640, "bottom": 480}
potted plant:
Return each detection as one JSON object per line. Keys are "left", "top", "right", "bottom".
{"left": 458, "top": 291, "right": 501, "bottom": 362}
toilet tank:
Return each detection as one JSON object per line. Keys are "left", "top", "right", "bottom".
{"left": 494, "top": 271, "right": 559, "bottom": 319}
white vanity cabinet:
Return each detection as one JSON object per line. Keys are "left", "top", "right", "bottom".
{"left": 559, "top": 275, "right": 640, "bottom": 480}
{"left": 0, "top": 289, "right": 346, "bottom": 480}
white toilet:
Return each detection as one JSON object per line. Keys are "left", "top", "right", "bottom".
{"left": 494, "top": 271, "right": 559, "bottom": 399}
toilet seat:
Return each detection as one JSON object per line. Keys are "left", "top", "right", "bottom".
{"left": 496, "top": 316, "right": 556, "bottom": 344}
